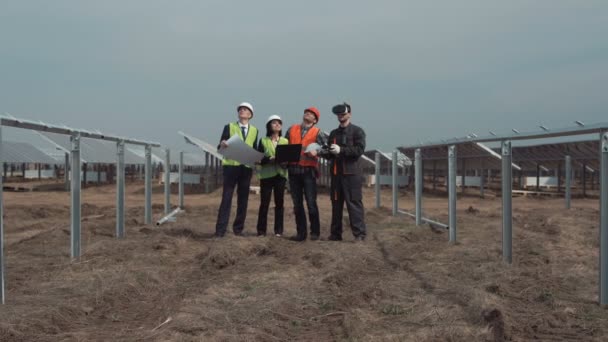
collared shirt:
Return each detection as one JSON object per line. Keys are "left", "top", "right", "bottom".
{"left": 239, "top": 124, "right": 249, "bottom": 137}
{"left": 218, "top": 122, "right": 258, "bottom": 151}
{"left": 300, "top": 125, "right": 310, "bottom": 138}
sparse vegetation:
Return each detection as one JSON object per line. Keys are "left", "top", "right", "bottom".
{"left": 0, "top": 182, "right": 607, "bottom": 341}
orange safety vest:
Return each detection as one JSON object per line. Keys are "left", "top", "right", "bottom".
{"left": 288, "top": 124, "right": 320, "bottom": 168}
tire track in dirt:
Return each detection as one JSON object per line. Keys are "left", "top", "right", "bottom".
{"left": 371, "top": 226, "right": 506, "bottom": 342}
{"left": 372, "top": 230, "right": 436, "bottom": 293}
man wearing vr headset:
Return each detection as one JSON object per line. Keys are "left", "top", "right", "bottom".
{"left": 320, "top": 102, "right": 367, "bottom": 241}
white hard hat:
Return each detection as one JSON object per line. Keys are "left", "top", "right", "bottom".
{"left": 237, "top": 102, "right": 254, "bottom": 117}
{"left": 266, "top": 115, "right": 282, "bottom": 125}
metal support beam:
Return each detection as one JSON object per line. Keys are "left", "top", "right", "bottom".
{"left": 375, "top": 152, "right": 381, "bottom": 208}
{"left": 164, "top": 148, "right": 170, "bottom": 215}
{"left": 502, "top": 141, "right": 513, "bottom": 264}
{"left": 144, "top": 145, "right": 152, "bottom": 225}
{"left": 565, "top": 155, "right": 572, "bottom": 209}
{"left": 600, "top": 132, "right": 608, "bottom": 306}
{"left": 179, "top": 151, "right": 184, "bottom": 209}
{"left": 432, "top": 160, "right": 437, "bottom": 191}
{"left": 415, "top": 149, "right": 422, "bottom": 226}
{"left": 448, "top": 145, "right": 457, "bottom": 242}
{"left": 64, "top": 152, "right": 69, "bottom": 191}
{"left": 156, "top": 207, "right": 183, "bottom": 226}
{"left": 82, "top": 162, "right": 87, "bottom": 188}
{"left": 0, "top": 126, "right": 5, "bottom": 304}
{"left": 583, "top": 163, "right": 587, "bottom": 197}
{"left": 70, "top": 135, "right": 81, "bottom": 259}
{"left": 461, "top": 158, "right": 466, "bottom": 193}
{"left": 205, "top": 151, "right": 211, "bottom": 193}
{"left": 558, "top": 164, "right": 562, "bottom": 193}
{"left": 0, "top": 117, "right": 160, "bottom": 147}
{"left": 392, "top": 150, "right": 398, "bottom": 216}
{"left": 536, "top": 163, "right": 540, "bottom": 191}
{"left": 398, "top": 210, "right": 448, "bottom": 230}
{"left": 116, "top": 141, "right": 125, "bottom": 238}
{"left": 480, "top": 168, "right": 485, "bottom": 199}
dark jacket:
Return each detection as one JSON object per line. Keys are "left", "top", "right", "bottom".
{"left": 217, "top": 123, "right": 259, "bottom": 151}
{"left": 322, "top": 123, "right": 366, "bottom": 175}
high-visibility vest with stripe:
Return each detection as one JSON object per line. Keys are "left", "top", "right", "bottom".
{"left": 288, "top": 124, "right": 319, "bottom": 168}
{"left": 257, "top": 136, "right": 289, "bottom": 179}
{"left": 222, "top": 122, "right": 258, "bottom": 167}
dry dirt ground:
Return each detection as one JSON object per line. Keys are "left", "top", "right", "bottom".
{"left": 0, "top": 180, "right": 607, "bottom": 341}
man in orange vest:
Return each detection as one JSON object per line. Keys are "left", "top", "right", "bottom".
{"left": 285, "top": 107, "right": 327, "bottom": 241}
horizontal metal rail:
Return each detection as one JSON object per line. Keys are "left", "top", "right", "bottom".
{"left": 156, "top": 207, "right": 183, "bottom": 226}
{"left": 398, "top": 209, "right": 449, "bottom": 229}
{"left": 400, "top": 122, "right": 608, "bottom": 150}
{"left": 1, "top": 116, "right": 161, "bottom": 147}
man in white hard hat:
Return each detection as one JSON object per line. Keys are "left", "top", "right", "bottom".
{"left": 215, "top": 102, "right": 259, "bottom": 237}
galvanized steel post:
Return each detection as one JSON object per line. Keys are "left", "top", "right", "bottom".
{"left": 448, "top": 145, "right": 457, "bottom": 242}
{"left": 415, "top": 149, "right": 422, "bottom": 226}
{"left": 164, "top": 148, "right": 170, "bottom": 215}
{"left": 565, "top": 155, "right": 572, "bottom": 209}
{"left": 600, "top": 132, "right": 608, "bottom": 306}
{"left": 70, "top": 134, "right": 81, "bottom": 259}
{"left": 502, "top": 140, "right": 513, "bottom": 264}
{"left": 536, "top": 163, "right": 540, "bottom": 191}
{"left": 375, "top": 152, "right": 381, "bottom": 208}
{"left": 432, "top": 160, "right": 437, "bottom": 191}
{"left": 392, "top": 150, "right": 398, "bottom": 216}
{"left": 64, "top": 152, "right": 69, "bottom": 191}
{"left": 582, "top": 163, "right": 587, "bottom": 197}
{"left": 179, "top": 151, "right": 184, "bottom": 209}
{"left": 480, "top": 168, "right": 485, "bottom": 198}
{"left": 116, "top": 141, "right": 125, "bottom": 238}
{"left": 205, "top": 151, "right": 210, "bottom": 193}
{"left": 461, "top": 158, "right": 466, "bottom": 193}
{"left": 0, "top": 126, "right": 4, "bottom": 304}
{"left": 144, "top": 145, "right": 152, "bottom": 225}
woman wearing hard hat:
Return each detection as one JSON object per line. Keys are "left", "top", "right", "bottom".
{"left": 255, "top": 115, "right": 289, "bottom": 237}
{"left": 214, "top": 102, "right": 259, "bottom": 237}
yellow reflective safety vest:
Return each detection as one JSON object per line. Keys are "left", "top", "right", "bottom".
{"left": 222, "top": 122, "right": 258, "bottom": 167}
{"left": 257, "top": 136, "right": 288, "bottom": 179}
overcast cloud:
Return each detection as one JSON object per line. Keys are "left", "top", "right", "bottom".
{"left": 1, "top": 0, "right": 607, "bottom": 151}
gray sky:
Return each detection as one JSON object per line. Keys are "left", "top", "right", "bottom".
{"left": 1, "top": 0, "right": 607, "bottom": 151}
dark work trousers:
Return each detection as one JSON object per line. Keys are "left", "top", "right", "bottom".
{"left": 289, "top": 169, "right": 320, "bottom": 239}
{"left": 215, "top": 165, "right": 253, "bottom": 236}
{"left": 330, "top": 174, "right": 366, "bottom": 239}
{"left": 256, "top": 175, "right": 287, "bottom": 235}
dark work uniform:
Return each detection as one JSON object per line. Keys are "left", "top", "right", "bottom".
{"left": 322, "top": 123, "right": 367, "bottom": 240}
{"left": 215, "top": 123, "right": 258, "bottom": 237}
